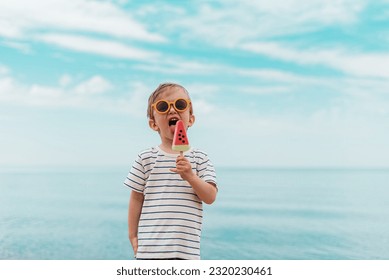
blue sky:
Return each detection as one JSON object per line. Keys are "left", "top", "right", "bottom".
{"left": 1, "top": 0, "right": 389, "bottom": 168}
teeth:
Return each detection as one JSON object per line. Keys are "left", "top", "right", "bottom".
{"left": 169, "top": 118, "right": 179, "bottom": 126}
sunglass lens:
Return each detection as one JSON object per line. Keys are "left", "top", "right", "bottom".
{"left": 175, "top": 99, "right": 188, "bottom": 111}
{"left": 156, "top": 101, "right": 169, "bottom": 112}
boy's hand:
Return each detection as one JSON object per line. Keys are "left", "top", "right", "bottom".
{"left": 170, "top": 152, "right": 195, "bottom": 182}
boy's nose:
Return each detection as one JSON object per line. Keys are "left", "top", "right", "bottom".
{"left": 168, "top": 103, "right": 178, "bottom": 114}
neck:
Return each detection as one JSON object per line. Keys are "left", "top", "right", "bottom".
{"left": 159, "top": 142, "right": 179, "bottom": 154}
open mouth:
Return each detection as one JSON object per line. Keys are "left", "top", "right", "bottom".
{"left": 168, "top": 118, "right": 179, "bottom": 126}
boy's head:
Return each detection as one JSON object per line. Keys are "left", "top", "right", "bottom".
{"left": 147, "top": 83, "right": 195, "bottom": 137}
{"left": 147, "top": 83, "right": 193, "bottom": 119}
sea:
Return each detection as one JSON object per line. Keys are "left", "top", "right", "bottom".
{"left": 1, "top": 167, "right": 389, "bottom": 260}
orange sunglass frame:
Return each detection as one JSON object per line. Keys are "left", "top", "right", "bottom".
{"left": 152, "top": 98, "right": 191, "bottom": 114}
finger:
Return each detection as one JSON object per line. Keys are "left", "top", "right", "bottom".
{"left": 170, "top": 168, "right": 178, "bottom": 173}
{"left": 176, "top": 156, "right": 188, "bottom": 164}
{"left": 176, "top": 162, "right": 188, "bottom": 169}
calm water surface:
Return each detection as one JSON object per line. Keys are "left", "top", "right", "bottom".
{"left": 1, "top": 167, "right": 388, "bottom": 259}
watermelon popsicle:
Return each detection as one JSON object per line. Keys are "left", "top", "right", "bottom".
{"left": 172, "top": 120, "right": 190, "bottom": 152}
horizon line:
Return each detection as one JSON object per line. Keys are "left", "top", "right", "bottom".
{"left": 1, "top": 165, "right": 389, "bottom": 173}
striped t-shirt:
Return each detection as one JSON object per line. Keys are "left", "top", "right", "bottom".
{"left": 124, "top": 146, "right": 217, "bottom": 260}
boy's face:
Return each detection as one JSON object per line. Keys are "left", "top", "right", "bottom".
{"left": 149, "top": 87, "right": 195, "bottom": 142}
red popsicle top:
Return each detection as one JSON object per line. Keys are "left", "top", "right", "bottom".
{"left": 172, "top": 120, "right": 190, "bottom": 152}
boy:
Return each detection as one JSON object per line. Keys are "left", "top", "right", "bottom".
{"left": 124, "top": 83, "right": 218, "bottom": 260}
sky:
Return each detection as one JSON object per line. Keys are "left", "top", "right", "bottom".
{"left": 1, "top": 0, "right": 389, "bottom": 169}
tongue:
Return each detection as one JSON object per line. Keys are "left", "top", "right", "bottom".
{"left": 169, "top": 124, "right": 176, "bottom": 134}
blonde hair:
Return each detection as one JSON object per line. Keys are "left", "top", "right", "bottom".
{"left": 147, "top": 83, "right": 193, "bottom": 119}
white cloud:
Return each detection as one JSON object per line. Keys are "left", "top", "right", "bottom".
{"left": 135, "top": 58, "right": 224, "bottom": 75}
{"left": 242, "top": 42, "right": 338, "bottom": 65}
{"left": 0, "top": 0, "right": 164, "bottom": 42}
{"left": 236, "top": 0, "right": 364, "bottom": 24}
{"left": 0, "top": 40, "right": 32, "bottom": 54}
{"left": 0, "top": 72, "right": 129, "bottom": 112}
{"left": 151, "top": 0, "right": 365, "bottom": 47}
{"left": 38, "top": 34, "right": 160, "bottom": 61}
{"left": 74, "top": 75, "right": 113, "bottom": 95}
{"left": 186, "top": 84, "right": 220, "bottom": 98}
{"left": 0, "top": 18, "right": 22, "bottom": 38}
{"left": 236, "top": 67, "right": 324, "bottom": 85}
{"left": 0, "top": 65, "right": 10, "bottom": 75}
{"left": 0, "top": 70, "right": 161, "bottom": 119}
{"left": 0, "top": 76, "right": 18, "bottom": 102}
{"left": 132, "top": 49, "right": 336, "bottom": 89}
{"left": 242, "top": 41, "right": 389, "bottom": 79}
{"left": 337, "top": 53, "right": 389, "bottom": 78}
{"left": 123, "top": 82, "right": 152, "bottom": 118}
{"left": 59, "top": 74, "right": 73, "bottom": 87}
{"left": 240, "top": 85, "right": 292, "bottom": 95}
{"left": 0, "top": 0, "right": 165, "bottom": 63}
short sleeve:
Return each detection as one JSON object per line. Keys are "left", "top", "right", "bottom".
{"left": 124, "top": 155, "right": 146, "bottom": 193}
{"left": 195, "top": 151, "right": 217, "bottom": 187}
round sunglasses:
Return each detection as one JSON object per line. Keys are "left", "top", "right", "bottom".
{"left": 152, "top": 98, "right": 191, "bottom": 114}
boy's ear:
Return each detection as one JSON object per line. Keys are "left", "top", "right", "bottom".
{"left": 188, "top": 114, "right": 195, "bottom": 128}
{"left": 148, "top": 118, "right": 159, "bottom": 131}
